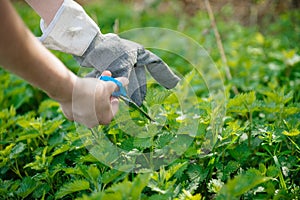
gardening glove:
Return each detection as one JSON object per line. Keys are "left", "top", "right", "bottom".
{"left": 39, "top": 0, "right": 180, "bottom": 106}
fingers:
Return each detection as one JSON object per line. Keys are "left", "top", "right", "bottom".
{"left": 110, "top": 97, "right": 119, "bottom": 117}
{"left": 100, "top": 70, "right": 129, "bottom": 95}
{"left": 101, "top": 70, "right": 112, "bottom": 77}
{"left": 61, "top": 71, "right": 129, "bottom": 128}
{"left": 98, "top": 70, "right": 128, "bottom": 124}
{"left": 101, "top": 70, "right": 129, "bottom": 86}
{"left": 115, "top": 77, "right": 129, "bottom": 87}
{"left": 143, "top": 50, "right": 180, "bottom": 89}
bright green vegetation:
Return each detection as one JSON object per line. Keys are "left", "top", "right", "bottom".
{"left": 0, "top": 1, "right": 299, "bottom": 199}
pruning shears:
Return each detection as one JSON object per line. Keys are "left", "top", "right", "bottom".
{"left": 99, "top": 76, "right": 155, "bottom": 122}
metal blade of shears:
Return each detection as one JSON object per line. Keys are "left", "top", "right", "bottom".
{"left": 99, "top": 76, "right": 155, "bottom": 122}
{"left": 118, "top": 95, "right": 156, "bottom": 122}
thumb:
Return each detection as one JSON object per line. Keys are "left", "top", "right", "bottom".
{"left": 115, "top": 77, "right": 129, "bottom": 87}
{"left": 102, "top": 77, "right": 129, "bottom": 96}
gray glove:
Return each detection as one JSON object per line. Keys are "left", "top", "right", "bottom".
{"left": 39, "top": 0, "right": 179, "bottom": 106}
{"left": 74, "top": 33, "right": 180, "bottom": 106}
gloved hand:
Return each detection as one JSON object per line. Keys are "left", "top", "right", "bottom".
{"left": 39, "top": 0, "right": 180, "bottom": 106}
{"left": 74, "top": 33, "right": 180, "bottom": 106}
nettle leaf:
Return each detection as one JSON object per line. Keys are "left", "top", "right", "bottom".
{"left": 43, "top": 119, "right": 64, "bottom": 135}
{"left": 0, "top": 106, "right": 16, "bottom": 128}
{"left": 24, "top": 146, "right": 52, "bottom": 170}
{"left": 86, "top": 173, "right": 151, "bottom": 200}
{"left": 0, "top": 179, "right": 15, "bottom": 197}
{"left": 156, "top": 132, "right": 174, "bottom": 148}
{"left": 262, "top": 89, "right": 293, "bottom": 105}
{"left": 130, "top": 173, "right": 151, "bottom": 199}
{"left": 0, "top": 143, "right": 15, "bottom": 157}
{"left": 102, "top": 169, "right": 127, "bottom": 185}
{"left": 38, "top": 99, "right": 61, "bottom": 118}
{"left": 15, "top": 177, "right": 37, "bottom": 199}
{"left": 174, "top": 162, "right": 188, "bottom": 179}
{"left": 282, "top": 129, "right": 300, "bottom": 137}
{"left": 283, "top": 106, "right": 300, "bottom": 116}
{"left": 187, "top": 164, "right": 209, "bottom": 182}
{"left": 266, "top": 165, "right": 280, "bottom": 178}
{"left": 17, "top": 118, "right": 41, "bottom": 130}
{"left": 217, "top": 168, "right": 273, "bottom": 199}
{"left": 51, "top": 144, "right": 71, "bottom": 157}
{"left": 223, "top": 161, "right": 240, "bottom": 179}
{"left": 55, "top": 179, "right": 90, "bottom": 199}
{"left": 9, "top": 142, "right": 26, "bottom": 159}
{"left": 229, "top": 143, "right": 251, "bottom": 162}
{"left": 64, "top": 166, "right": 85, "bottom": 176}
{"left": 133, "top": 136, "right": 153, "bottom": 149}
{"left": 258, "top": 163, "right": 267, "bottom": 175}
{"left": 227, "top": 91, "right": 257, "bottom": 113}
{"left": 165, "top": 162, "right": 187, "bottom": 182}
{"left": 87, "top": 164, "right": 101, "bottom": 184}
{"left": 32, "top": 183, "right": 51, "bottom": 199}
{"left": 145, "top": 85, "right": 172, "bottom": 106}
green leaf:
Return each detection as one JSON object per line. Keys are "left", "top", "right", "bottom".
{"left": 16, "top": 177, "right": 37, "bottom": 198}
{"left": 87, "top": 164, "right": 100, "bottom": 184}
{"left": 17, "top": 119, "right": 41, "bottom": 130}
{"left": 52, "top": 144, "right": 71, "bottom": 157}
{"left": 38, "top": 99, "right": 60, "bottom": 118}
{"left": 165, "top": 162, "right": 187, "bottom": 182}
{"left": 32, "top": 183, "right": 51, "bottom": 199}
{"left": 217, "top": 168, "right": 272, "bottom": 199}
{"left": 227, "top": 91, "right": 257, "bottom": 113}
{"left": 282, "top": 129, "right": 300, "bottom": 136}
{"left": 102, "top": 169, "right": 126, "bottom": 185}
{"left": 229, "top": 143, "right": 251, "bottom": 162}
{"left": 187, "top": 164, "right": 209, "bottom": 182}
{"left": 130, "top": 173, "right": 151, "bottom": 199}
{"left": 98, "top": 173, "right": 151, "bottom": 200}
{"left": 0, "top": 179, "right": 15, "bottom": 197}
{"left": 266, "top": 165, "right": 279, "bottom": 178}
{"left": 55, "top": 179, "right": 90, "bottom": 199}
{"left": 43, "top": 119, "right": 64, "bottom": 135}
{"left": 133, "top": 136, "right": 153, "bottom": 149}
{"left": 223, "top": 161, "right": 240, "bottom": 179}
{"left": 9, "top": 142, "right": 26, "bottom": 159}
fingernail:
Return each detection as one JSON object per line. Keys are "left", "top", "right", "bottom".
{"left": 111, "top": 98, "right": 119, "bottom": 116}
{"left": 101, "top": 70, "right": 112, "bottom": 76}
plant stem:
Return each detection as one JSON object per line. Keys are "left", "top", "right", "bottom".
{"left": 204, "top": 0, "right": 239, "bottom": 95}
{"left": 11, "top": 159, "right": 22, "bottom": 179}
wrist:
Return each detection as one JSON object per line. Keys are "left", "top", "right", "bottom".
{"left": 48, "top": 71, "right": 77, "bottom": 104}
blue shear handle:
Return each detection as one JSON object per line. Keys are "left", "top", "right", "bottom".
{"left": 99, "top": 76, "right": 127, "bottom": 97}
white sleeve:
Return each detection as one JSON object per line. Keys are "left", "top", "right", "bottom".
{"left": 39, "top": 0, "right": 101, "bottom": 56}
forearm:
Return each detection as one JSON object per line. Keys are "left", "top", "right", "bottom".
{"left": 0, "top": 0, "right": 76, "bottom": 101}
{"left": 25, "top": 0, "right": 64, "bottom": 25}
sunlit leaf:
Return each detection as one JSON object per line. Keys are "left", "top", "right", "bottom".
{"left": 282, "top": 129, "right": 300, "bottom": 137}
{"left": 55, "top": 180, "right": 90, "bottom": 199}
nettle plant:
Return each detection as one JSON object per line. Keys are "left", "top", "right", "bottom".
{"left": 1, "top": 66, "right": 299, "bottom": 199}
{"left": 1, "top": 3, "right": 300, "bottom": 199}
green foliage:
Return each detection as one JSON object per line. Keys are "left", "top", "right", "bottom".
{"left": 0, "top": 1, "right": 299, "bottom": 199}
{"left": 56, "top": 180, "right": 90, "bottom": 199}
{"left": 217, "top": 168, "right": 273, "bottom": 199}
